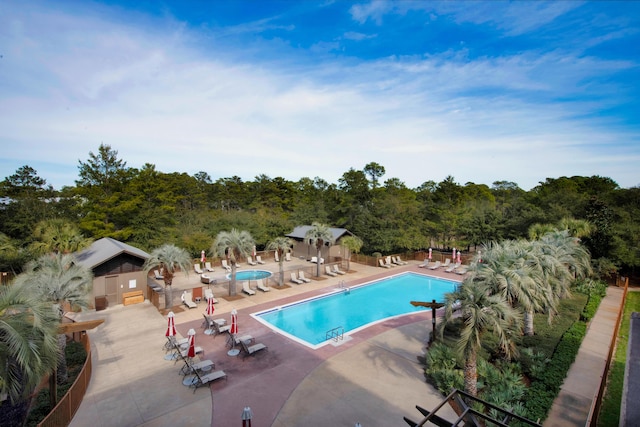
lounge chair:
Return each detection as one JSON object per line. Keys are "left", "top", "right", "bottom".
{"left": 227, "top": 334, "right": 253, "bottom": 349}
{"left": 310, "top": 256, "right": 325, "bottom": 264}
{"left": 205, "top": 262, "right": 214, "bottom": 272}
{"left": 455, "top": 266, "right": 469, "bottom": 275}
{"left": 247, "top": 256, "right": 257, "bottom": 266}
{"left": 333, "top": 264, "right": 346, "bottom": 275}
{"left": 242, "top": 281, "right": 255, "bottom": 296}
{"left": 180, "top": 357, "right": 215, "bottom": 376}
{"left": 240, "top": 339, "right": 267, "bottom": 359}
{"left": 444, "top": 263, "right": 460, "bottom": 273}
{"left": 194, "top": 264, "right": 204, "bottom": 274}
{"left": 154, "top": 269, "right": 164, "bottom": 280}
{"left": 182, "top": 291, "right": 197, "bottom": 309}
{"left": 285, "top": 252, "right": 292, "bottom": 261}
{"left": 395, "top": 256, "right": 409, "bottom": 265}
{"left": 290, "top": 272, "right": 303, "bottom": 284}
{"left": 378, "top": 259, "right": 390, "bottom": 269}
{"left": 325, "top": 265, "right": 337, "bottom": 277}
{"left": 200, "top": 274, "right": 215, "bottom": 285}
{"left": 441, "top": 259, "right": 451, "bottom": 268}
{"left": 256, "top": 255, "right": 265, "bottom": 264}
{"left": 221, "top": 260, "right": 232, "bottom": 272}
{"left": 211, "top": 319, "right": 231, "bottom": 338}
{"left": 298, "top": 271, "right": 311, "bottom": 283}
{"left": 274, "top": 251, "right": 280, "bottom": 262}
{"left": 418, "top": 260, "right": 430, "bottom": 268}
{"left": 164, "top": 335, "right": 188, "bottom": 353}
{"left": 256, "top": 278, "right": 270, "bottom": 292}
{"left": 428, "top": 261, "right": 442, "bottom": 270}
{"left": 188, "top": 369, "right": 227, "bottom": 393}
{"left": 203, "top": 289, "right": 218, "bottom": 303}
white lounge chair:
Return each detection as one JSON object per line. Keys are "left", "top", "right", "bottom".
{"left": 378, "top": 259, "right": 390, "bottom": 269}
{"left": 247, "top": 256, "right": 257, "bottom": 266}
{"left": 455, "top": 266, "right": 469, "bottom": 275}
{"left": 285, "top": 252, "right": 292, "bottom": 261}
{"left": 310, "top": 256, "right": 325, "bottom": 264}
{"left": 418, "top": 259, "right": 430, "bottom": 268}
{"left": 256, "top": 255, "right": 265, "bottom": 264}
{"left": 325, "top": 266, "right": 337, "bottom": 277}
{"left": 290, "top": 272, "right": 303, "bottom": 285}
{"left": 204, "top": 289, "right": 218, "bottom": 304}
{"left": 205, "top": 262, "right": 215, "bottom": 272}
{"left": 441, "top": 259, "right": 451, "bottom": 268}
{"left": 194, "top": 264, "right": 204, "bottom": 274}
{"left": 444, "top": 263, "right": 460, "bottom": 273}
{"left": 333, "top": 264, "right": 346, "bottom": 275}
{"left": 256, "top": 278, "right": 270, "bottom": 292}
{"left": 298, "top": 271, "right": 311, "bottom": 283}
{"left": 182, "top": 291, "right": 197, "bottom": 309}
{"left": 221, "top": 260, "right": 232, "bottom": 272}
{"left": 428, "top": 261, "right": 442, "bottom": 270}
{"left": 385, "top": 256, "right": 396, "bottom": 267}
{"left": 154, "top": 269, "right": 164, "bottom": 280}
{"left": 395, "top": 256, "right": 408, "bottom": 265}
{"left": 274, "top": 251, "right": 280, "bottom": 262}
{"left": 242, "top": 281, "right": 255, "bottom": 295}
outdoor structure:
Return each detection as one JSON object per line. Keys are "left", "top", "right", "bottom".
{"left": 285, "top": 225, "right": 353, "bottom": 262}
{"left": 74, "top": 237, "right": 150, "bottom": 309}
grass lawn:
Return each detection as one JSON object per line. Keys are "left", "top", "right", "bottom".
{"left": 597, "top": 290, "right": 640, "bottom": 427}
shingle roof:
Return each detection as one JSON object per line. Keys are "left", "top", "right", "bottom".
{"left": 285, "top": 225, "right": 353, "bottom": 242}
{"left": 74, "top": 237, "right": 149, "bottom": 269}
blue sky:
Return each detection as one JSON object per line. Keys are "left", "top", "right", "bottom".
{"left": 1, "top": 1, "right": 639, "bottom": 190}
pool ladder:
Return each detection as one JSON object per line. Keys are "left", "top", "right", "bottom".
{"left": 326, "top": 326, "right": 344, "bottom": 342}
{"left": 337, "top": 280, "right": 350, "bottom": 294}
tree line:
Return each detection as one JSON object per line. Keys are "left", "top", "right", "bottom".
{"left": 1, "top": 144, "right": 638, "bottom": 276}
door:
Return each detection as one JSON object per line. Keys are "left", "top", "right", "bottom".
{"left": 105, "top": 275, "right": 118, "bottom": 306}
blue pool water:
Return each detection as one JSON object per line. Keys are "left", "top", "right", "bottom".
{"left": 228, "top": 270, "right": 273, "bottom": 280}
{"left": 253, "top": 272, "right": 458, "bottom": 348}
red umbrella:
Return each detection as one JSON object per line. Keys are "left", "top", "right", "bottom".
{"left": 428, "top": 248, "right": 432, "bottom": 260}
{"left": 230, "top": 309, "right": 238, "bottom": 335}
{"left": 478, "top": 250, "right": 482, "bottom": 263}
{"left": 206, "top": 296, "right": 215, "bottom": 316}
{"left": 201, "top": 250, "right": 206, "bottom": 264}
{"left": 242, "top": 407, "right": 253, "bottom": 427}
{"left": 252, "top": 245, "right": 257, "bottom": 258}
{"left": 457, "top": 250, "right": 461, "bottom": 264}
{"left": 187, "top": 328, "right": 196, "bottom": 358}
{"left": 452, "top": 247, "right": 456, "bottom": 261}
{"left": 165, "top": 311, "right": 177, "bottom": 337}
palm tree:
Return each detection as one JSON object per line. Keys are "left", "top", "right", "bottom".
{"left": 341, "top": 235, "right": 363, "bottom": 272}
{"left": 29, "top": 218, "right": 93, "bottom": 255}
{"left": 143, "top": 244, "right": 192, "bottom": 308}
{"left": 305, "top": 222, "right": 335, "bottom": 277}
{"left": 527, "top": 223, "right": 555, "bottom": 240}
{"left": 15, "top": 253, "right": 93, "bottom": 386}
{"left": 0, "top": 281, "right": 59, "bottom": 427}
{"left": 558, "top": 217, "right": 593, "bottom": 239}
{"left": 439, "top": 280, "right": 522, "bottom": 397}
{"left": 266, "top": 236, "right": 293, "bottom": 287}
{"left": 213, "top": 229, "right": 255, "bottom": 296}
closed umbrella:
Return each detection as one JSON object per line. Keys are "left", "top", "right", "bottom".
{"left": 452, "top": 248, "right": 456, "bottom": 262}
{"left": 457, "top": 250, "right": 461, "bottom": 264}
{"left": 206, "top": 296, "right": 215, "bottom": 316}
{"left": 187, "top": 328, "right": 196, "bottom": 358}
{"left": 478, "top": 250, "right": 482, "bottom": 263}
{"left": 166, "top": 311, "right": 177, "bottom": 337}
{"left": 242, "top": 407, "right": 253, "bottom": 427}
{"left": 252, "top": 245, "right": 257, "bottom": 259}
{"left": 228, "top": 309, "right": 240, "bottom": 356}
{"left": 428, "top": 248, "right": 432, "bottom": 260}
{"left": 201, "top": 250, "right": 206, "bottom": 265}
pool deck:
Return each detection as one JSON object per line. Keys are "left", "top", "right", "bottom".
{"left": 70, "top": 261, "right": 463, "bottom": 426}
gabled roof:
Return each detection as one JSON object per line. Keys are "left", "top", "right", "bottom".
{"left": 74, "top": 237, "right": 149, "bottom": 269}
{"left": 286, "top": 225, "right": 353, "bottom": 242}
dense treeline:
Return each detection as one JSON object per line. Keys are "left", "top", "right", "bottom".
{"left": 1, "top": 144, "right": 638, "bottom": 275}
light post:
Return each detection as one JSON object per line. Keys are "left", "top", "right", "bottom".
{"left": 410, "top": 299, "right": 444, "bottom": 343}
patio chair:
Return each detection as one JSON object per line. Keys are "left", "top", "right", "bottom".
{"left": 418, "top": 259, "right": 430, "bottom": 268}
{"left": 428, "top": 261, "right": 442, "bottom": 270}
{"left": 298, "top": 271, "right": 311, "bottom": 283}
{"left": 256, "top": 255, "right": 266, "bottom": 264}
{"left": 242, "top": 281, "right": 255, "bottom": 296}
{"left": 274, "top": 251, "right": 280, "bottom": 262}
{"left": 180, "top": 357, "right": 215, "bottom": 376}
{"left": 240, "top": 339, "right": 267, "bottom": 360}
{"left": 256, "top": 278, "right": 270, "bottom": 292}
{"left": 188, "top": 368, "right": 227, "bottom": 393}
{"left": 205, "top": 262, "right": 215, "bottom": 272}
{"left": 194, "top": 264, "right": 204, "bottom": 274}
{"left": 204, "top": 289, "right": 218, "bottom": 303}
{"left": 290, "top": 272, "right": 303, "bottom": 285}
{"left": 441, "top": 258, "right": 451, "bottom": 268}
{"left": 395, "top": 256, "right": 409, "bottom": 265}
{"left": 221, "top": 260, "right": 232, "bottom": 272}
{"left": 164, "top": 335, "right": 188, "bottom": 353}
{"left": 455, "top": 266, "right": 469, "bottom": 275}
{"left": 333, "top": 265, "right": 346, "bottom": 275}
{"left": 154, "top": 269, "right": 164, "bottom": 280}
{"left": 378, "top": 259, "right": 391, "bottom": 269}
{"left": 226, "top": 334, "right": 253, "bottom": 349}
{"left": 182, "top": 291, "right": 197, "bottom": 309}
{"left": 247, "top": 256, "right": 257, "bottom": 266}
{"left": 325, "top": 265, "right": 337, "bottom": 277}
{"left": 385, "top": 256, "right": 396, "bottom": 267}
{"left": 285, "top": 252, "right": 292, "bottom": 261}
{"left": 200, "top": 274, "right": 215, "bottom": 285}
{"left": 310, "top": 257, "right": 325, "bottom": 264}
{"left": 211, "top": 318, "right": 231, "bottom": 338}
{"left": 444, "top": 263, "right": 460, "bottom": 273}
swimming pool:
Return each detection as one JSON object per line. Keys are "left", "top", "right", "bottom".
{"left": 228, "top": 270, "right": 273, "bottom": 281}
{"left": 253, "top": 272, "right": 458, "bottom": 349}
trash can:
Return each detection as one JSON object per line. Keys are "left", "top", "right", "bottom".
{"left": 95, "top": 296, "right": 108, "bottom": 311}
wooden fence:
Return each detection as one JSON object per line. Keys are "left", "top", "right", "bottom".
{"left": 37, "top": 333, "right": 92, "bottom": 427}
